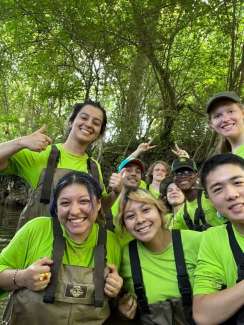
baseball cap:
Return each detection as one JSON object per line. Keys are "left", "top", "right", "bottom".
{"left": 206, "top": 91, "right": 241, "bottom": 113}
{"left": 171, "top": 157, "right": 198, "bottom": 173}
{"left": 118, "top": 158, "right": 145, "bottom": 173}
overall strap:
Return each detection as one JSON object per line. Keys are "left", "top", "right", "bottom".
{"left": 87, "top": 157, "right": 100, "bottom": 185}
{"left": 194, "top": 190, "right": 209, "bottom": 228}
{"left": 40, "top": 145, "right": 60, "bottom": 204}
{"left": 129, "top": 240, "right": 150, "bottom": 314}
{"left": 226, "top": 223, "right": 244, "bottom": 282}
{"left": 172, "top": 230, "right": 192, "bottom": 307}
{"left": 94, "top": 225, "right": 107, "bottom": 307}
{"left": 43, "top": 216, "right": 65, "bottom": 303}
{"left": 183, "top": 203, "right": 195, "bottom": 230}
{"left": 146, "top": 183, "right": 150, "bottom": 191}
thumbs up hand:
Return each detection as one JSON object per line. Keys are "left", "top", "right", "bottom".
{"left": 19, "top": 125, "right": 52, "bottom": 152}
{"left": 104, "top": 264, "right": 123, "bottom": 298}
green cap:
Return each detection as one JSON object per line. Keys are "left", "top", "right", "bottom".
{"left": 171, "top": 157, "right": 198, "bottom": 173}
{"left": 206, "top": 91, "right": 241, "bottom": 113}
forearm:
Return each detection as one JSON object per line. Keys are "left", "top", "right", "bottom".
{"left": 0, "top": 138, "right": 25, "bottom": 170}
{"left": 193, "top": 281, "right": 244, "bottom": 324}
{"left": 102, "top": 191, "right": 119, "bottom": 210}
{"left": 0, "top": 269, "right": 26, "bottom": 291}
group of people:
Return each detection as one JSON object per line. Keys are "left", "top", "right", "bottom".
{"left": 0, "top": 91, "right": 243, "bottom": 324}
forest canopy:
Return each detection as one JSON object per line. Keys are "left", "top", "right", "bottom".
{"left": 0, "top": 0, "right": 243, "bottom": 174}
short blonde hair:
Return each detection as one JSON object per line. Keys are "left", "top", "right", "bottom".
{"left": 146, "top": 160, "right": 170, "bottom": 184}
{"left": 118, "top": 189, "right": 167, "bottom": 229}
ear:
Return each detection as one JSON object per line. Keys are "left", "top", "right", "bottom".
{"left": 97, "top": 199, "right": 102, "bottom": 212}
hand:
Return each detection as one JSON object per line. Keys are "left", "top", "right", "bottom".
{"left": 118, "top": 293, "right": 137, "bottom": 319}
{"left": 136, "top": 142, "right": 157, "bottom": 155}
{"left": 108, "top": 173, "right": 123, "bottom": 194}
{"left": 104, "top": 264, "right": 123, "bottom": 298}
{"left": 18, "top": 257, "right": 53, "bottom": 291}
{"left": 171, "top": 143, "right": 190, "bottom": 159}
{"left": 19, "top": 125, "right": 52, "bottom": 152}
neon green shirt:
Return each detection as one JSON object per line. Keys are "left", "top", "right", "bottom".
{"left": 2, "top": 143, "right": 106, "bottom": 195}
{"left": 164, "top": 212, "right": 175, "bottom": 229}
{"left": 173, "top": 192, "right": 226, "bottom": 230}
{"left": 194, "top": 224, "right": 244, "bottom": 295}
{"left": 121, "top": 230, "right": 202, "bottom": 304}
{"left": 148, "top": 184, "right": 160, "bottom": 199}
{"left": 234, "top": 145, "right": 244, "bottom": 159}
{"left": 0, "top": 217, "right": 121, "bottom": 296}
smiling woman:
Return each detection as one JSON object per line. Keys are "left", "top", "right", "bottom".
{"left": 0, "top": 171, "right": 122, "bottom": 325}
{"left": 116, "top": 189, "right": 202, "bottom": 325}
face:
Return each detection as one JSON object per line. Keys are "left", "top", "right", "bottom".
{"left": 174, "top": 169, "right": 198, "bottom": 191}
{"left": 57, "top": 183, "right": 101, "bottom": 242}
{"left": 209, "top": 102, "right": 244, "bottom": 140}
{"left": 152, "top": 163, "right": 167, "bottom": 182}
{"left": 206, "top": 164, "right": 244, "bottom": 224}
{"left": 123, "top": 200, "right": 162, "bottom": 242}
{"left": 69, "top": 105, "right": 104, "bottom": 144}
{"left": 166, "top": 183, "right": 185, "bottom": 207}
{"left": 123, "top": 164, "right": 142, "bottom": 189}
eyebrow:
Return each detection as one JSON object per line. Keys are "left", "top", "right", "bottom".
{"left": 124, "top": 203, "right": 146, "bottom": 214}
{"left": 209, "top": 175, "right": 244, "bottom": 190}
{"left": 79, "top": 112, "right": 102, "bottom": 123}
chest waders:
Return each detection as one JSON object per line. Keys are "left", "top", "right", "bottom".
{"left": 218, "top": 223, "right": 244, "bottom": 325}
{"left": 128, "top": 230, "right": 195, "bottom": 325}
{"left": 2, "top": 216, "right": 110, "bottom": 325}
{"left": 17, "top": 145, "right": 114, "bottom": 231}
{"left": 183, "top": 190, "right": 211, "bottom": 232}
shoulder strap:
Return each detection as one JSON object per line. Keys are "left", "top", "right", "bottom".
{"left": 226, "top": 223, "right": 244, "bottom": 282}
{"left": 40, "top": 145, "right": 60, "bottom": 204}
{"left": 183, "top": 203, "right": 195, "bottom": 230}
{"left": 146, "top": 183, "right": 149, "bottom": 191}
{"left": 93, "top": 225, "right": 107, "bottom": 307}
{"left": 194, "top": 190, "right": 209, "bottom": 227}
{"left": 87, "top": 157, "right": 100, "bottom": 185}
{"left": 129, "top": 240, "right": 150, "bottom": 314}
{"left": 43, "top": 216, "right": 65, "bottom": 303}
{"left": 172, "top": 230, "right": 192, "bottom": 307}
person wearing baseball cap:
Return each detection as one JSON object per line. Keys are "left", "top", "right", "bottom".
{"left": 207, "top": 91, "right": 244, "bottom": 157}
{"left": 171, "top": 157, "right": 226, "bottom": 231}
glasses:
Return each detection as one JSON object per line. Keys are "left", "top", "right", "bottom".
{"left": 175, "top": 170, "right": 194, "bottom": 177}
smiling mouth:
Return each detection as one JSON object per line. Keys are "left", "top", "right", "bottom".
{"left": 135, "top": 224, "right": 152, "bottom": 233}
{"left": 68, "top": 217, "right": 87, "bottom": 225}
{"left": 228, "top": 203, "right": 244, "bottom": 212}
{"left": 221, "top": 123, "right": 235, "bottom": 130}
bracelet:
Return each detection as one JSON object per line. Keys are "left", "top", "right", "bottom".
{"left": 12, "top": 269, "right": 20, "bottom": 289}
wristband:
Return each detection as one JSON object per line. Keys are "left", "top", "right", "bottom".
{"left": 13, "top": 269, "right": 20, "bottom": 289}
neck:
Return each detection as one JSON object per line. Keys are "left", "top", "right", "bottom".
{"left": 228, "top": 132, "right": 244, "bottom": 151}
{"left": 173, "top": 203, "right": 184, "bottom": 215}
{"left": 151, "top": 181, "right": 160, "bottom": 191}
{"left": 144, "top": 228, "right": 171, "bottom": 252}
{"left": 184, "top": 188, "right": 198, "bottom": 201}
{"left": 63, "top": 138, "right": 87, "bottom": 156}
{"left": 233, "top": 222, "right": 244, "bottom": 236}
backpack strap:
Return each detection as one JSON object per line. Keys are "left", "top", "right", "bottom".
{"left": 87, "top": 157, "right": 100, "bottom": 185}
{"left": 172, "top": 230, "right": 192, "bottom": 307}
{"left": 43, "top": 216, "right": 65, "bottom": 303}
{"left": 129, "top": 240, "right": 150, "bottom": 314}
{"left": 40, "top": 145, "right": 60, "bottom": 204}
{"left": 226, "top": 223, "right": 244, "bottom": 282}
{"left": 94, "top": 225, "right": 107, "bottom": 307}
{"left": 146, "top": 183, "right": 150, "bottom": 191}
{"left": 194, "top": 190, "right": 210, "bottom": 230}
{"left": 183, "top": 203, "right": 195, "bottom": 230}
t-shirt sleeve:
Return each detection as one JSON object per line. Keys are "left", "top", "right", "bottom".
{"left": 193, "top": 230, "right": 225, "bottom": 295}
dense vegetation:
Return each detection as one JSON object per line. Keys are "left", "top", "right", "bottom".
{"left": 0, "top": 0, "right": 243, "bottom": 176}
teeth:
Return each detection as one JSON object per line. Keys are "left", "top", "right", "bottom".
{"left": 69, "top": 218, "right": 86, "bottom": 224}
{"left": 136, "top": 225, "right": 151, "bottom": 233}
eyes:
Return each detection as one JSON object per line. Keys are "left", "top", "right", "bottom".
{"left": 124, "top": 206, "right": 152, "bottom": 221}
{"left": 211, "top": 179, "right": 244, "bottom": 194}
{"left": 58, "top": 198, "right": 91, "bottom": 207}
{"left": 79, "top": 113, "right": 102, "bottom": 128}
{"left": 212, "top": 109, "right": 236, "bottom": 119}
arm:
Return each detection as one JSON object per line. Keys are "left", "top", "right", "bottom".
{"left": 0, "top": 257, "right": 52, "bottom": 292}
{"left": 127, "top": 142, "right": 157, "bottom": 159}
{"left": 193, "top": 281, "right": 244, "bottom": 325}
{"left": 101, "top": 172, "right": 123, "bottom": 210}
{"left": 0, "top": 126, "right": 52, "bottom": 171}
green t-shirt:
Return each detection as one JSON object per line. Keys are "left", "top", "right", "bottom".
{"left": 164, "top": 212, "right": 175, "bottom": 229}
{"left": 2, "top": 143, "right": 106, "bottom": 195}
{"left": 172, "top": 192, "right": 226, "bottom": 230}
{"left": 121, "top": 230, "right": 202, "bottom": 304}
{"left": 148, "top": 184, "right": 160, "bottom": 199}
{"left": 194, "top": 224, "right": 244, "bottom": 295}
{"left": 0, "top": 217, "right": 121, "bottom": 296}
{"left": 234, "top": 145, "right": 244, "bottom": 159}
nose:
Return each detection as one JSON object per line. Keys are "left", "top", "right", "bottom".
{"left": 70, "top": 202, "right": 80, "bottom": 215}
{"left": 84, "top": 117, "right": 93, "bottom": 128}
{"left": 135, "top": 213, "right": 145, "bottom": 223}
{"left": 225, "top": 184, "right": 239, "bottom": 200}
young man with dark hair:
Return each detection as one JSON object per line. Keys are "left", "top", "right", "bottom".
{"left": 193, "top": 153, "right": 244, "bottom": 324}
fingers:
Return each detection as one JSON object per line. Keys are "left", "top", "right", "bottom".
{"left": 119, "top": 294, "right": 137, "bottom": 319}
{"left": 33, "top": 257, "right": 53, "bottom": 267}
{"left": 104, "top": 264, "right": 123, "bottom": 298}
